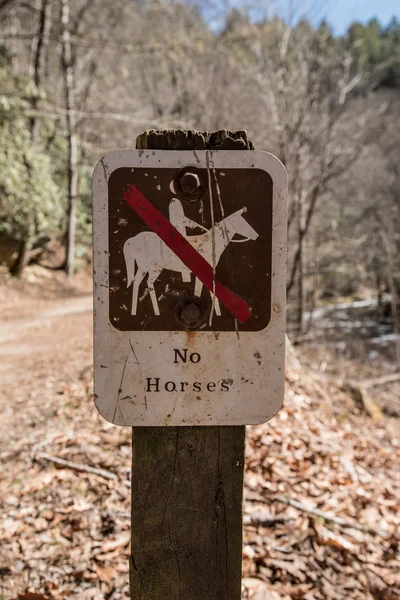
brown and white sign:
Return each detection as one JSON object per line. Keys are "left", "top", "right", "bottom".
{"left": 92, "top": 150, "right": 287, "bottom": 426}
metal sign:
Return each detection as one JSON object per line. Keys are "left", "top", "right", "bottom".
{"left": 92, "top": 150, "right": 287, "bottom": 426}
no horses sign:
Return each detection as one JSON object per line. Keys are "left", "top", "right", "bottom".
{"left": 92, "top": 149, "right": 287, "bottom": 426}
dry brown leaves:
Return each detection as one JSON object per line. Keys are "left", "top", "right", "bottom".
{"left": 0, "top": 365, "right": 131, "bottom": 600}
{"left": 242, "top": 365, "right": 400, "bottom": 600}
{"left": 0, "top": 346, "right": 399, "bottom": 599}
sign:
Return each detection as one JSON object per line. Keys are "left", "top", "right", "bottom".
{"left": 92, "top": 150, "right": 287, "bottom": 426}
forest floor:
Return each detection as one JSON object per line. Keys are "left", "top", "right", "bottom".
{"left": 0, "top": 267, "right": 399, "bottom": 600}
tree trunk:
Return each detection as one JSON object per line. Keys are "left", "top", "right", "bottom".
{"left": 30, "top": 0, "right": 53, "bottom": 142}
{"left": 7, "top": 4, "right": 19, "bottom": 71}
{"left": 296, "top": 192, "right": 307, "bottom": 336}
{"left": 10, "top": 161, "right": 35, "bottom": 278}
{"left": 10, "top": 238, "right": 31, "bottom": 277}
{"left": 60, "top": 0, "right": 78, "bottom": 277}
{"left": 380, "top": 228, "right": 400, "bottom": 368}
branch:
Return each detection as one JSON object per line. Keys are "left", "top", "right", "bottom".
{"left": 35, "top": 451, "right": 129, "bottom": 484}
{"left": 0, "top": 29, "right": 213, "bottom": 55}
{"left": 70, "top": 0, "right": 96, "bottom": 36}
{"left": 19, "top": 105, "right": 192, "bottom": 130}
{"left": 338, "top": 72, "right": 362, "bottom": 105}
{"left": 243, "top": 510, "right": 292, "bottom": 527}
{"left": 287, "top": 182, "right": 322, "bottom": 293}
{"left": 274, "top": 495, "right": 389, "bottom": 538}
{"left": 362, "top": 373, "right": 400, "bottom": 389}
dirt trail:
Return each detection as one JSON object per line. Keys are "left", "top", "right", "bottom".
{"left": 0, "top": 294, "right": 93, "bottom": 455}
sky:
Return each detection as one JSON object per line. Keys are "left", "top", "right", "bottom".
{"left": 326, "top": 0, "right": 400, "bottom": 34}
{"left": 208, "top": 0, "right": 400, "bottom": 35}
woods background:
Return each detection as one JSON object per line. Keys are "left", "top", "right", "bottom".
{"left": 1, "top": 0, "right": 400, "bottom": 338}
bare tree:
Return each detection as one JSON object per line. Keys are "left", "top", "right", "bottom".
{"left": 30, "top": 0, "right": 53, "bottom": 142}
{"left": 241, "top": 19, "right": 370, "bottom": 333}
{"left": 60, "top": 0, "right": 78, "bottom": 277}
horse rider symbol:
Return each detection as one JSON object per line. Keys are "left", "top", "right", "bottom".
{"left": 123, "top": 180, "right": 259, "bottom": 316}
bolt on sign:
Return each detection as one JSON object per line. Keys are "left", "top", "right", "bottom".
{"left": 92, "top": 150, "right": 287, "bottom": 426}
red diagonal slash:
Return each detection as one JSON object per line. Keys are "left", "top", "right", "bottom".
{"left": 123, "top": 185, "right": 252, "bottom": 324}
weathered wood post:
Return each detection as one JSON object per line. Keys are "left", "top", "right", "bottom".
{"left": 92, "top": 129, "right": 287, "bottom": 600}
{"left": 130, "top": 130, "right": 248, "bottom": 600}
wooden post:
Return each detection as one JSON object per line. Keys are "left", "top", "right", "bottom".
{"left": 130, "top": 129, "right": 253, "bottom": 600}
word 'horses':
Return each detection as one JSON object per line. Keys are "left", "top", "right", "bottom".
{"left": 123, "top": 208, "right": 258, "bottom": 316}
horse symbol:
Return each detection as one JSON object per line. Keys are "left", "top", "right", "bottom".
{"left": 123, "top": 208, "right": 259, "bottom": 316}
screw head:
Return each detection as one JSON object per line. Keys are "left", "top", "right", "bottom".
{"left": 180, "top": 303, "right": 201, "bottom": 324}
{"left": 180, "top": 172, "right": 201, "bottom": 194}
{"left": 175, "top": 295, "right": 205, "bottom": 329}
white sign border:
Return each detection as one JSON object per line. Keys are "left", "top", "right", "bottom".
{"left": 92, "top": 150, "right": 287, "bottom": 426}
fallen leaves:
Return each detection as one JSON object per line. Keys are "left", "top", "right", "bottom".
{"left": 94, "top": 565, "right": 117, "bottom": 585}
{"left": 242, "top": 578, "right": 287, "bottom": 599}
{"left": 0, "top": 289, "right": 399, "bottom": 600}
{"left": 95, "top": 532, "right": 131, "bottom": 556}
{"left": 313, "top": 521, "right": 357, "bottom": 552}
{"left": 242, "top": 366, "right": 400, "bottom": 599}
